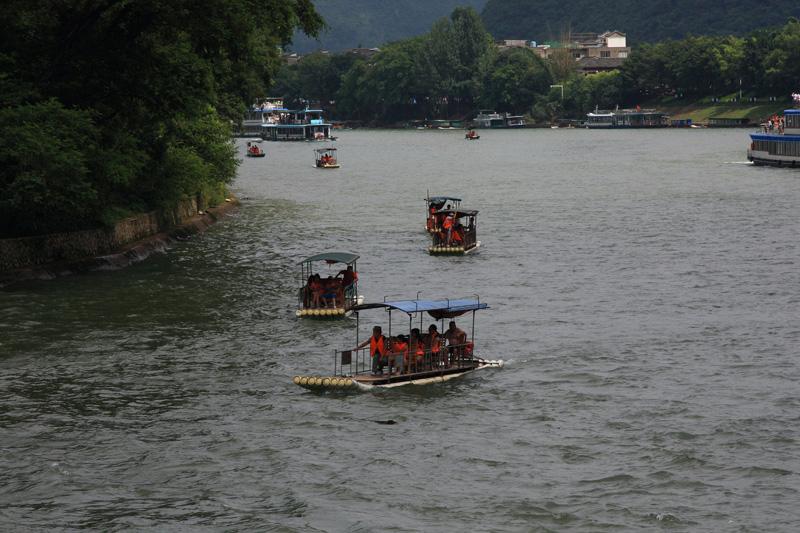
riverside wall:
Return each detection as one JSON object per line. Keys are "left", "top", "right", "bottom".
{"left": 0, "top": 196, "right": 237, "bottom": 280}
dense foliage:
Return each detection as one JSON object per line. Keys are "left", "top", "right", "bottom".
{"left": 275, "top": 8, "right": 552, "bottom": 123}
{"left": 481, "top": 0, "right": 800, "bottom": 43}
{"left": 289, "top": 0, "right": 487, "bottom": 53}
{"left": 538, "top": 20, "right": 800, "bottom": 119}
{"left": 0, "top": 0, "right": 321, "bottom": 237}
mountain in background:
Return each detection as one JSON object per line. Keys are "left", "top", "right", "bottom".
{"left": 290, "top": 0, "right": 487, "bottom": 52}
{"left": 481, "top": 0, "right": 800, "bottom": 43}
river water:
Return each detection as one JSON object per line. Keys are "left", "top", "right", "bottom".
{"left": 1, "top": 129, "right": 799, "bottom": 531}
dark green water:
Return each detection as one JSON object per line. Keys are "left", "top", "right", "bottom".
{"left": 2, "top": 129, "right": 799, "bottom": 531}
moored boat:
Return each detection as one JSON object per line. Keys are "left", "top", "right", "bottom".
{"left": 465, "top": 130, "right": 480, "bottom": 140}
{"left": 297, "top": 252, "right": 363, "bottom": 318}
{"left": 429, "top": 208, "right": 480, "bottom": 255}
{"left": 747, "top": 109, "right": 800, "bottom": 167}
{"left": 585, "top": 109, "right": 669, "bottom": 128}
{"left": 292, "top": 297, "right": 503, "bottom": 391}
{"left": 314, "top": 147, "right": 339, "bottom": 168}
{"left": 473, "top": 110, "right": 526, "bottom": 129}
{"left": 425, "top": 195, "right": 461, "bottom": 233}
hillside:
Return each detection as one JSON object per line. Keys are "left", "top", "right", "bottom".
{"left": 290, "top": 0, "right": 487, "bottom": 52}
{"left": 481, "top": 0, "right": 800, "bottom": 42}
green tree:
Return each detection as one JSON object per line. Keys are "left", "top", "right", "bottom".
{"left": 480, "top": 48, "right": 552, "bottom": 113}
{"left": 0, "top": 0, "right": 322, "bottom": 237}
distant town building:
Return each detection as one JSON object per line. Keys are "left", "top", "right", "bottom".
{"left": 497, "top": 31, "right": 631, "bottom": 74}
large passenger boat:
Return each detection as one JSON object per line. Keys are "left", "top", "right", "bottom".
{"left": 293, "top": 298, "right": 503, "bottom": 391}
{"left": 237, "top": 100, "right": 334, "bottom": 141}
{"left": 585, "top": 109, "right": 669, "bottom": 128}
{"left": 473, "top": 110, "right": 526, "bottom": 129}
{"left": 748, "top": 109, "right": 800, "bottom": 167}
{"left": 297, "top": 253, "right": 363, "bottom": 318}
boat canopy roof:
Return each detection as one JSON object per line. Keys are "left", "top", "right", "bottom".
{"left": 314, "top": 147, "right": 337, "bottom": 153}
{"left": 428, "top": 196, "right": 462, "bottom": 204}
{"left": 299, "top": 252, "right": 358, "bottom": 265}
{"left": 785, "top": 109, "right": 800, "bottom": 115}
{"left": 433, "top": 208, "right": 479, "bottom": 217}
{"left": 352, "top": 298, "right": 488, "bottom": 318}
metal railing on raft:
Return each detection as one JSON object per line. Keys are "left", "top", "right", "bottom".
{"left": 332, "top": 341, "right": 477, "bottom": 377}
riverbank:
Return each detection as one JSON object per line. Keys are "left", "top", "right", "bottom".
{"left": 647, "top": 99, "right": 785, "bottom": 126}
{"left": 0, "top": 195, "right": 239, "bottom": 288}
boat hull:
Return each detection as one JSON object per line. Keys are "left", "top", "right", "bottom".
{"left": 297, "top": 296, "right": 364, "bottom": 318}
{"left": 293, "top": 359, "right": 503, "bottom": 391}
{"left": 747, "top": 149, "right": 800, "bottom": 167}
{"left": 428, "top": 241, "right": 481, "bottom": 255}
{"left": 246, "top": 152, "right": 266, "bottom": 158}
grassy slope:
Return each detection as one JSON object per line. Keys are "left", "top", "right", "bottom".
{"left": 653, "top": 98, "right": 788, "bottom": 124}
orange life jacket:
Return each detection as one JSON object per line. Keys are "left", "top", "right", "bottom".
{"left": 370, "top": 336, "right": 385, "bottom": 356}
{"left": 393, "top": 340, "right": 408, "bottom": 360}
{"left": 429, "top": 333, "right": 440, "bottom": 353}
{"left": 443, "top": 216, "right": 454, "bottom": 230}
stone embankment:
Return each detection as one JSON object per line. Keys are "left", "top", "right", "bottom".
{"left": 0, "top": 196, "right": 238, "bottom": 287}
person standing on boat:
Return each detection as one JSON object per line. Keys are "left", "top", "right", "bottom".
{"left": 355, "top": 326, "right": 386, "bottom": 374}
{"left": 424, "top": 324, "right": 442, "bottom": 367}
{"left": 336, "top": 265, "right": 358, "bottom": 303}
{"left": 442, "top": 212, "right": 456, "bottom": 245}
{"left": 445, "top": 321, "right": 467, "bottom": 364}
{"left": 408, "top": 328, "right": 425, "bottom": 372}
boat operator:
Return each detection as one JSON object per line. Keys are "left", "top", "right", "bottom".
{"left": 354, "top": 326, "right": 387, "bottom": 375}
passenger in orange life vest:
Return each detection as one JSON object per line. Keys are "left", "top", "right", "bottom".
{"left": 451, "top": 219, "right": 464, "bottom": 244}
{"left": 408, "top": 328, "right": 424, "bottom": 370}
{"left": 355, "top": 326, "right": 386, "bottom": 374}
{"left": 390, "top": 335, "right": 409, "bottom": 374}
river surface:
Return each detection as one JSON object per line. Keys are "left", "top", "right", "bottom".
{"left": 2, "top": 129, "right": 799, "bottom": 531}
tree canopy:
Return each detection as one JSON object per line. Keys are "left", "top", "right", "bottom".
{"left": 481, "top": 0, "right": 800, "bottom": 43}
{"left": 0, "top": 0, "right": 322, "bottom": 237}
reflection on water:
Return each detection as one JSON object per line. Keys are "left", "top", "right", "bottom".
{"left": 1, "top": 129, "right": 799, "bottom": 531}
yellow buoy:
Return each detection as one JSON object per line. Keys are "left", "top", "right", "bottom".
{"left": 293, "top": 376, "right": 301, "bottom": 384}
{"left": 344, "top": 378, "right": 353, "bottom": 387}
{"left": 322, "top": 378, "right": 331, "bottom": 387}
{"left": 295, "top": 310, "right": 302, "bottom": 317}
{"left": 299, "top": 376, "right": 309, "bottom": 386}
{"left": 338, "top": 308, "right": 345, "bottom": 315}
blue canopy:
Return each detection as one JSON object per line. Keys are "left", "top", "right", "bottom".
{"left": 300, "top": 252, "right": 358, "bottom": 265}
{"left": 352, "top": 298, "right": 488, "bottom": 317}
{"left": 428, "top": 196, "right": 461, "bottom": 204}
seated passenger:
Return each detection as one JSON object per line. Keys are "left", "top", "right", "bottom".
{"left": 321, "top": 276, "right": 338, "bottom": 308}
{"left": 390, "top": 335, "right": 409, "bottom": 374}
{"left": 408, "top": 328, "right": 424, "bottom": 371}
